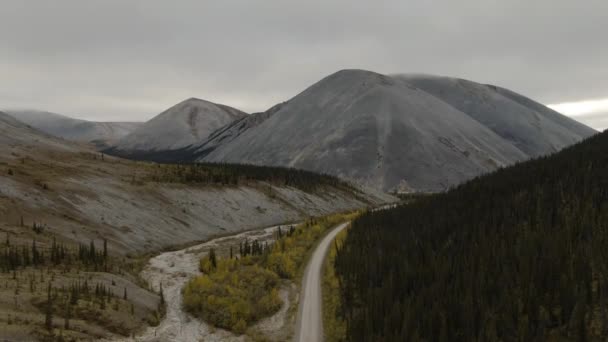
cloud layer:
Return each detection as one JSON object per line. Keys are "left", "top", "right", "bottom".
{"left": 1, "top": 0, "right": 606, "bottom": 129}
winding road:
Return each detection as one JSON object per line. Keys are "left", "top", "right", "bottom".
{"left": 294, "top": 222, "right": 350, "bottom": 342}
{"left": 107, "top": 220, "right": 353, "bottom": 342}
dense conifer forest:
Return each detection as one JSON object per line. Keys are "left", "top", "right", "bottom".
{"left": 334, "top": 131, "right": 608, "bottom": 341}
{"left": 148, "top": 162, "right": 353, "bottom": 192}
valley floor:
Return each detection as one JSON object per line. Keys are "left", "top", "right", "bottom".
{"left": 107, "top": 223, "right": 298, "bottom": 342}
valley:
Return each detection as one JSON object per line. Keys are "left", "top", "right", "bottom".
{"left": 108, "top": 223, "right": 294, "bottom": 342}
{"left": 2, "top": 3, "right": 606, "bottom": 341}
{"left": 1, "top": 82, "right": 602, "bottom": 341}
{"left": 0, "top": 110, "right": 392, "bottom": 340}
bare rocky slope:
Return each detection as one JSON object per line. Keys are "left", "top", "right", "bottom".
{"left": 0, "top": 111, "right": 392, "bottom": 254}
{"left": 108, "top": 98, "right": 247, "bottom": 158}
{"left": 394, "top": 74, "right": 595, "bottom": 157}
{"left": 188, "top": 102, "right": 287, "bottom": 160}
{"left": 194, "top": 70, "right": 596, "bottom": 192}
{"left": 5, "top": 109, "right": 141, "bottom": 148}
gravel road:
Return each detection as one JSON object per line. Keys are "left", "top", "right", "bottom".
{"left": 294, "top": 222, "right": 349, "bottom": 342}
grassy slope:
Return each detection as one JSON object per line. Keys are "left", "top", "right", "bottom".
{"left": 0, "top": 142, "right": 387, "bottom": 254}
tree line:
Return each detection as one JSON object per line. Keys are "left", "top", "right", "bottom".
{"left": 1, "top": 236, "right": 110, "bottom": 273}
{"left": 148, "top": 162, "right": 353, "bottom": 192}
{"left": 333, "top": 131, "right": 608, "bottom": 341}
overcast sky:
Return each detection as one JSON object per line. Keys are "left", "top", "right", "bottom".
{"left": 1, "top": 1, "right": 606, "bottom": 130}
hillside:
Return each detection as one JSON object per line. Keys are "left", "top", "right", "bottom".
{"left": 189, "top": 102, "right": 287, "bottom": 160}
{"left": 5, "top": 110, "right": 141, "bottom": 148}
{"left": 196, "top": 70, "right": 595, "bottom": 192}
{"left": 107, "top": 98, "right": 247, "bottom": 158}
{"left": 396, "top": 74, "right": 595, "bottom": 157}
{"left": 332, "top": 131, "right": 608, "bottom": 341}
{"left": 0, "top": 110, "right": 392, "bottom": 254}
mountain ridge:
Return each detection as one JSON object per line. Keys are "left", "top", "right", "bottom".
{"left": 195, "top": 69, "right": 595, "bottom": 191}
{"left": 4, "top": 109, "right": 141, "bottom": 148}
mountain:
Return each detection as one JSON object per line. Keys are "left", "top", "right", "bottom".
{"left": 189, "top": 102, "right": 287, "bottom": 160}
{"left": 0, "top": 111, "right": 82, "bottom": 152}
{"left": 0, "top": 109, "right": 391, "bottom": 253}
{"left": 331, "top": 130, "right": 608, "bottom": 341}
{"left": 108, "top": 98, "right": 247, "bottom": 158}
{"left": 395, "top": 74, "right": 595, "bottom": 157}
{"left": 195, "top": 69, "right": 595, "bottom": 192}
{"left": 5, "top": 109, "right": 141, "bottom": 148}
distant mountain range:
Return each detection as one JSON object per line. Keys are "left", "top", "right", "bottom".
{"left": 4, "top": 110, "right": 141, "bottom": 148}
{"left": 6, "top": 69, "right": 597, "bottom": 192}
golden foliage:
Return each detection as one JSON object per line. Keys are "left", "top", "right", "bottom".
{"left": 184, "top": 211, "right": 360, "bottom": 333}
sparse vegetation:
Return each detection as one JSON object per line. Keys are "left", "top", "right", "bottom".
{"left": 0, "top": 234, "right": 160, "bottom": 340}
{"left": 1, "top": 236, "right": 109, "bottom": 273}
{"left": 183, "top": 212, "right": 359, "bottom": 333}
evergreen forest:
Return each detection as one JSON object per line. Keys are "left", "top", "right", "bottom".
{"left": 334, "top": 131, "right": 608, "bottom": 341}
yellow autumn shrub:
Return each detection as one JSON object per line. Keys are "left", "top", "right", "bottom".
{"left": 183, "top": 211, "right": 361, "bottom": 334}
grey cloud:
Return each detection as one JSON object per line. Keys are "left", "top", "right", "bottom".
{"left": 1, "top": 0, "right": 607, "bottom": 128}
{"left": 575, "top": 112, "right": 608, "bottom": 132}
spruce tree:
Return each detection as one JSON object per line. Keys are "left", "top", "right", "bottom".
{"left": 159, "top": 283, "right": 165, "bottom": 307}
{"left": 45, "top": 283, "right": 53, "bottom": 331}
{"left": 209, "top": 248, "right": 217, "bottom": 269}
{"left": 103, "top": 239, "right": 108, "bottom": 260}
